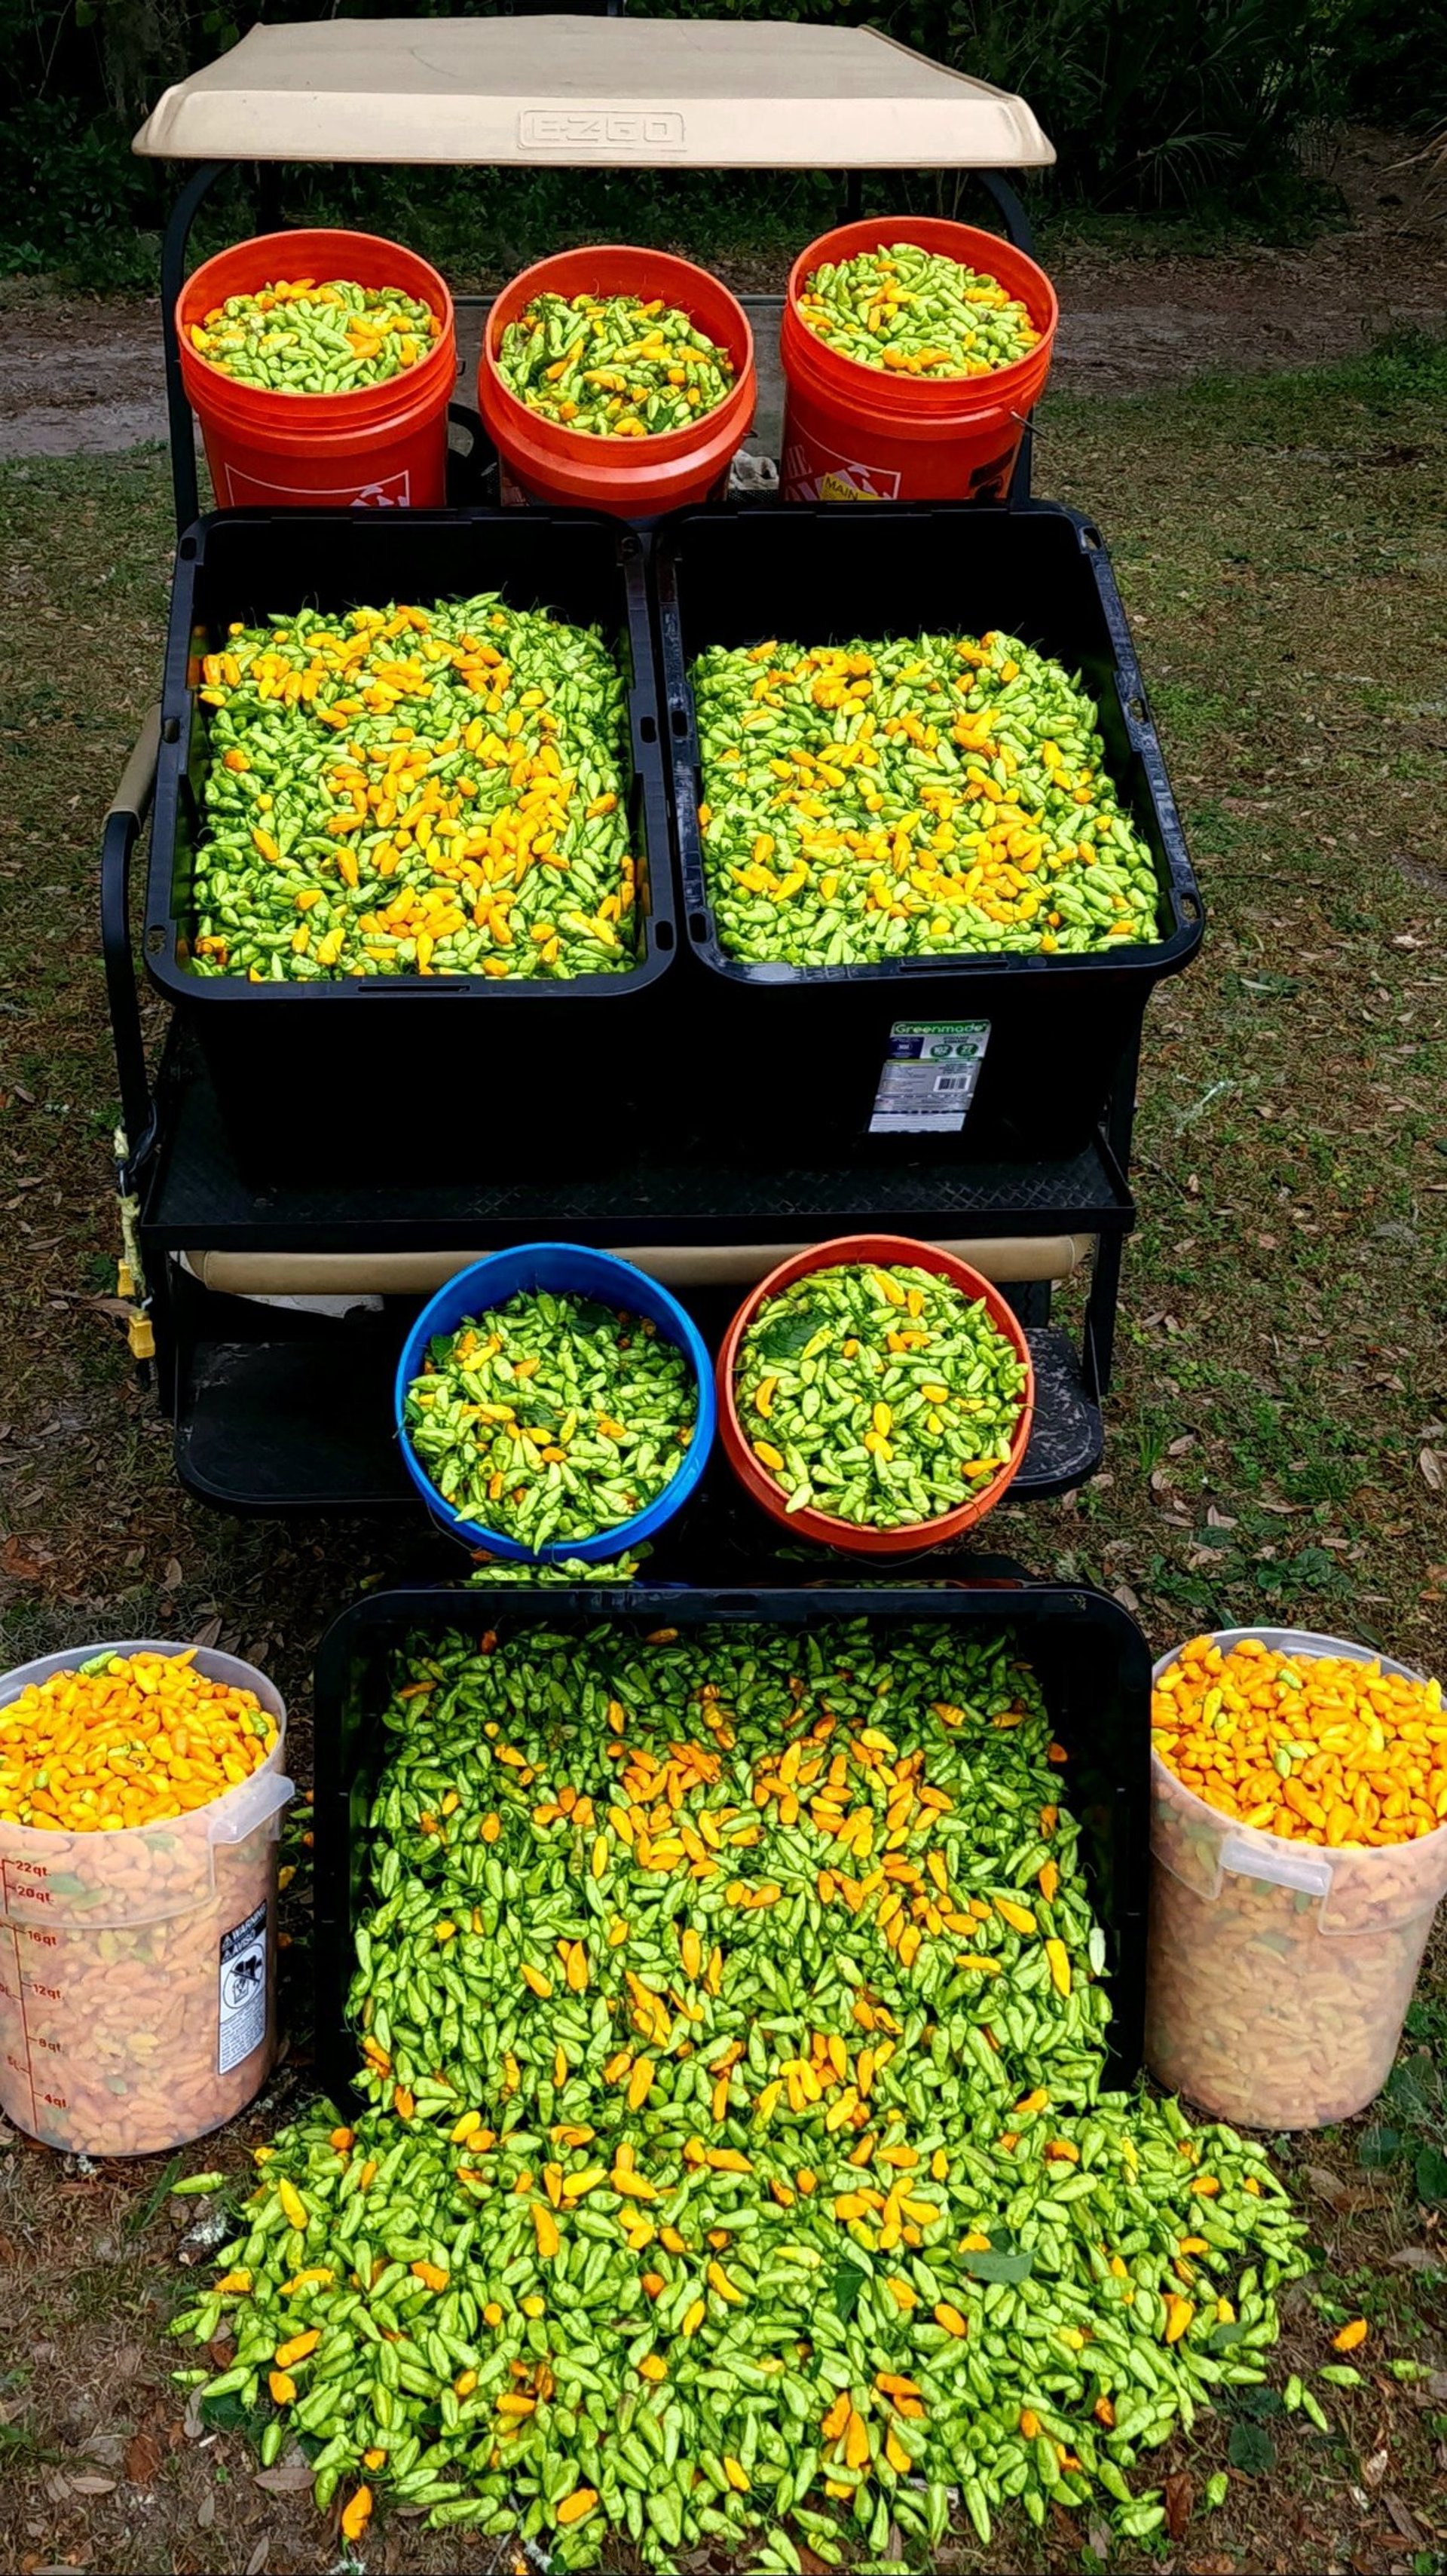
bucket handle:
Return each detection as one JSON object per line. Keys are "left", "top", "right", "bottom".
{"left": 1219, "top": 1831, "right": 1332, "bottom": 1902}
{"left": 446, "top": 402, "right": 498, "bottom": 507}
{"left": 210, "top": 1770, "right": 295, "bottom": 1849}
{"left": 1216, "top": 1828, "right": 1443, "bottom": 1938}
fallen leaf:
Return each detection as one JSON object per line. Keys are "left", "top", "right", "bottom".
{"left": 1388, "top": 2244, "right": 1441, "bottom": 2271}
{"left": 69, "top": 2474, "right": 116, "bottom": 2495}
{"left": 1206, "top": 1505, "right": 1237, "bottom": 1528}
{"left": 1167, "top": 1433, "right": 1195, "bottom": 1455}
{"left": 246, "top": 2541, "right": 271, "bottom": 2574}
{"left": 253, "top": 2461, "right": 313, "bottom": 2495}
{"left": 1, "top": 1535, "right": 48, "bottom": 1583}
{"left": 191, "top": 1615, "right": 223, "bottom": 1650}
{"left": 1421, "top": 1449, "right": 1442, "bottom": 1492}
{"left": 1112, "top": 1580, "right": 1142, "bottom": 1614}
{"left": 1165, "top": 2468, "right": 1193, "bottom": 2538}
{"left": 1383, "top": 2492, "right": 1426, "bottom": 2547}
{"left": 1088, "top": 2516, "right": 1112, "bottom": 2561}
{"left": 124, "top": 2431, "right": 162, "bottom": 2485}
{"left": 197, "top": 2494, "right": 215, "bottom": 2530}
{"left": 1361, "top": 2449, "right": 1388, "bottom": 2489}
{"left": 160, "top": 1557, "right": 183, "bottom": 1592}
{"left": 1305, "top": 2165, "right": 1367, "bottom": 2211}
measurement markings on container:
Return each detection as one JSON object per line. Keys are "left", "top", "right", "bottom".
{"left": 218, "top": 1901, "right": 268, "bottom": 2076}
{"left": 869, "top": 1020, "right": 990, "bottom": 1134}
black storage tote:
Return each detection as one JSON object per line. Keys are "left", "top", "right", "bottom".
{"left": 311, "top": 1578, "right": 1152, "bottom": 2111}
{"left": 656, "top": 500, "right": 1202, "bottom": 1163}
{"left": 147, "top": 509, "right": 675, "bottom": 1185}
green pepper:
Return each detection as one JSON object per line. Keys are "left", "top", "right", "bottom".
{"left": 190, "top": 595, "right": 637, "bottom": 984}
{"left": 189, "top": 277, "right": 440, "bottom": 392}
{"left": 174, "top": 1620, "right": 1310, "bottom": 2566}
{"left": 797, "top": 244, "right": 1039, "bottom": 379}
{"left": 404, "top": 1290, "right": 696, "bottom": 1547}
{"left": 693, "top": 626, "right": 1160, "bottom": 967}
{"left": 497, "top": 289, "right": 735, "bottom": 437}
{"left": 735, "top": 1260, "right": 1026, "bottom": 1527}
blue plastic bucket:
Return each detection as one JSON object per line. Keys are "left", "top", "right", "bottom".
{"left": 394, "top": 1244, "right": 715, "bottom": 1565}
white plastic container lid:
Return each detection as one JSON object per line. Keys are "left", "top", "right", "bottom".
{"left": 133, "top": 17, "right": 1055, "bottom": 173}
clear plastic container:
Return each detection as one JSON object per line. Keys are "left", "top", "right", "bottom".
{"left": 0, "top": 1641, "right": 292, "bottom": 2155}
{"left": 1146, "top": 1626, "right": 1447, "bottom": 2130}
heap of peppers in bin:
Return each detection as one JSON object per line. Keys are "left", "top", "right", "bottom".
{"left": 173, "top": 1619, "right": 1308, "bottom": 2564}
{"left": 190, "top": 595, "right": 637, "bottom": 983}
{"left": 693, "top": 627, "right": 1160, "bottom": 965}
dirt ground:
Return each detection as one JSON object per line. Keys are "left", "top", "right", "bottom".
{"left": 1, "top": 145, "right": 1445, "bottom": 2576}
{"left": 2, "top": 128, "right": 1443, "bottom": 458}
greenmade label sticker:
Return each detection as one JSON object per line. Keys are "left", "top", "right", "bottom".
{"left": 869, "top": 1021, "right": 990, "bottom": 1135}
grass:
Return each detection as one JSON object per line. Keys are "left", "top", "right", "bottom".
{"left": 1, "top": 333, "right": 1445, "bottom": 2571}
{"left": 999, "top": 332, "right": 1447, "bottom": 1683}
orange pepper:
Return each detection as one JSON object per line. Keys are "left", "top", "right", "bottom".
{"left": 1152, "top": 1639, "right": 1445, "bottom": 1849}
{"left": 0, "top": 1650, "right": 276, "bottom": 1832}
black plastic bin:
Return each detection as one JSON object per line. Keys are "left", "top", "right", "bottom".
{"left": 311, "top": 1577, "right": 1152, "bottom": 2113}
{"left": 656, "top": 500, "right": 1203, "bottom": 1161}
{"left": 146, "top": 508, "right": 675, "bottom": 1185}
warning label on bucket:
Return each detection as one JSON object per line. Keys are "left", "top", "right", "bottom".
{"left": 782, "top": 436, "right": 901, "bottom": 504}
{"left": 218, "top": 1901, "right": 268, "bottom": 2074}
{"left": 870, "top": 1021, "right": 990, "bottom": 1134}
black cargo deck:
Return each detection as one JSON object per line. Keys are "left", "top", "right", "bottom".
{"left": 142, "top": 1031, "right": 1130, "bottom": 1521}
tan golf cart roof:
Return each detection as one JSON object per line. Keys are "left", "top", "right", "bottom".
{"left": 134, "top": 16, "right": 1054, "bottom": 170}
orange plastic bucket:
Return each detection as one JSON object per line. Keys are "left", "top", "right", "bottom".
{"left": 479, "top": 246, "right": 754, "bottom": 519}
{"left": 780, "top": 218, "right": 1057, "bottom": 506}
{"left": 177, "top": 228, "right": 455, "bottom": 511}
{"left": 717, "top": 1234, "right": 1035, "bottom": 1557}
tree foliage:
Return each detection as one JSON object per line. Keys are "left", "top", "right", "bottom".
{"left": 1, "top": 0, "right": 1437, "bottom": 282}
